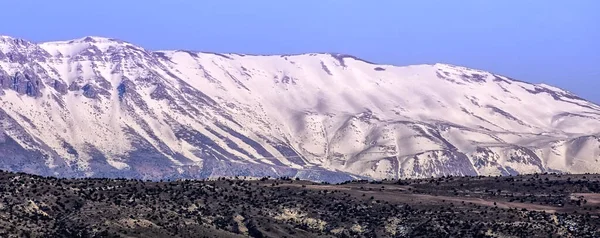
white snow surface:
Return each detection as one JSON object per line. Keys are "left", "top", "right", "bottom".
{"left": 0, "top": 36, "right": 599, "bottom": 181}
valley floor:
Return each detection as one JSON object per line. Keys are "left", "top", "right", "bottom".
{"left": 0, "top": 171, "right": 599, "bottom": 237}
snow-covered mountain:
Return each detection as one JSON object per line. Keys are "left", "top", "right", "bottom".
{"left": 1, "top": 35, "right": 599, "bottom": 182}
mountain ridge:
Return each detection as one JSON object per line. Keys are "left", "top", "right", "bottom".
{"left": 0, "top": 35, "right": 599, "bottom": 182}
{"left": 2, "top": 34, "right": 595, "bottom": 94}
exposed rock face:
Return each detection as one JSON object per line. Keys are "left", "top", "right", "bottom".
{"left": 0, "top": 35, "right": 599, "bottom": 182}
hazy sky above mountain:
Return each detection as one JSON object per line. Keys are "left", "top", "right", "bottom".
{"left": 1, "top": 0, "right": 599, "bottom": 102}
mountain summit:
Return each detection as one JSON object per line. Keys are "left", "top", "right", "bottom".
{"left": 1, "top": 36, "right": 599, "bottom": 182}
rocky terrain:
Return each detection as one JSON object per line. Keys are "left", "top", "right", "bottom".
{"left": 1, "top": 35, "right": 600, "bottom": 182}
{"left": 0, "top": 170, "right": 599, "bottom": 237}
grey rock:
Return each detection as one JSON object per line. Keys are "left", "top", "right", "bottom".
{"left": 53, "top": 80, "right": 68, "bottom": 94}
{"left": 81, "top": 84, "right": 98, "bottom": 99}
{"left": 149, "top": 83, "right": 172, "bottom": 101}
{"left": 11, "top": 71, "right": 43, "bottom": 97}
{"left": 68, "top": 82, "right": 81, "bottom": 91}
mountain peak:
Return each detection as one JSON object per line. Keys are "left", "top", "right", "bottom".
{"left": 0, "top": 35, "right": 33, "bottom": 44}
{"left": 0, "top": 34, "right": 599, "bottom": 182}
{"left": 73, "top": 36, "right": 125, "bottom": 44}
{"left": 39, "top": 36, "right": 130, "bottom": 46}
{"left": 38, "top": 36, "right": 141, "bottom": 57}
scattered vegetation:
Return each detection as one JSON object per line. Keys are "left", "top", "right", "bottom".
{"left": 0, "top": 171, "right": 598, "bottom": 237}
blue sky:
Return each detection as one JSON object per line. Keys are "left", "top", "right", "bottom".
{"left": 1, "top": 0, "right": 599, "bottom": 102}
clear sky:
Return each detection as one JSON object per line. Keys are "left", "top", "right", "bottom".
{"left": 1, "top": 0, "right": 599, "bottom": 102}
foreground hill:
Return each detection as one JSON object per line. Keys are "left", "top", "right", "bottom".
{"left": 0, "top": 170, "right": 599, "bottom": 237}
{"left": 1, "top": 35, "right": 600, "bottom": 182}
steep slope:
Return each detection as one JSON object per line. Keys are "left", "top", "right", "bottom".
{"left": 0, "top": 35, "right": 599, "bottom": 182}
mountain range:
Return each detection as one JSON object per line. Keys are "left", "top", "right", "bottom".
{"left": 1, "top": 35, "right": 599, "bottom": 182}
